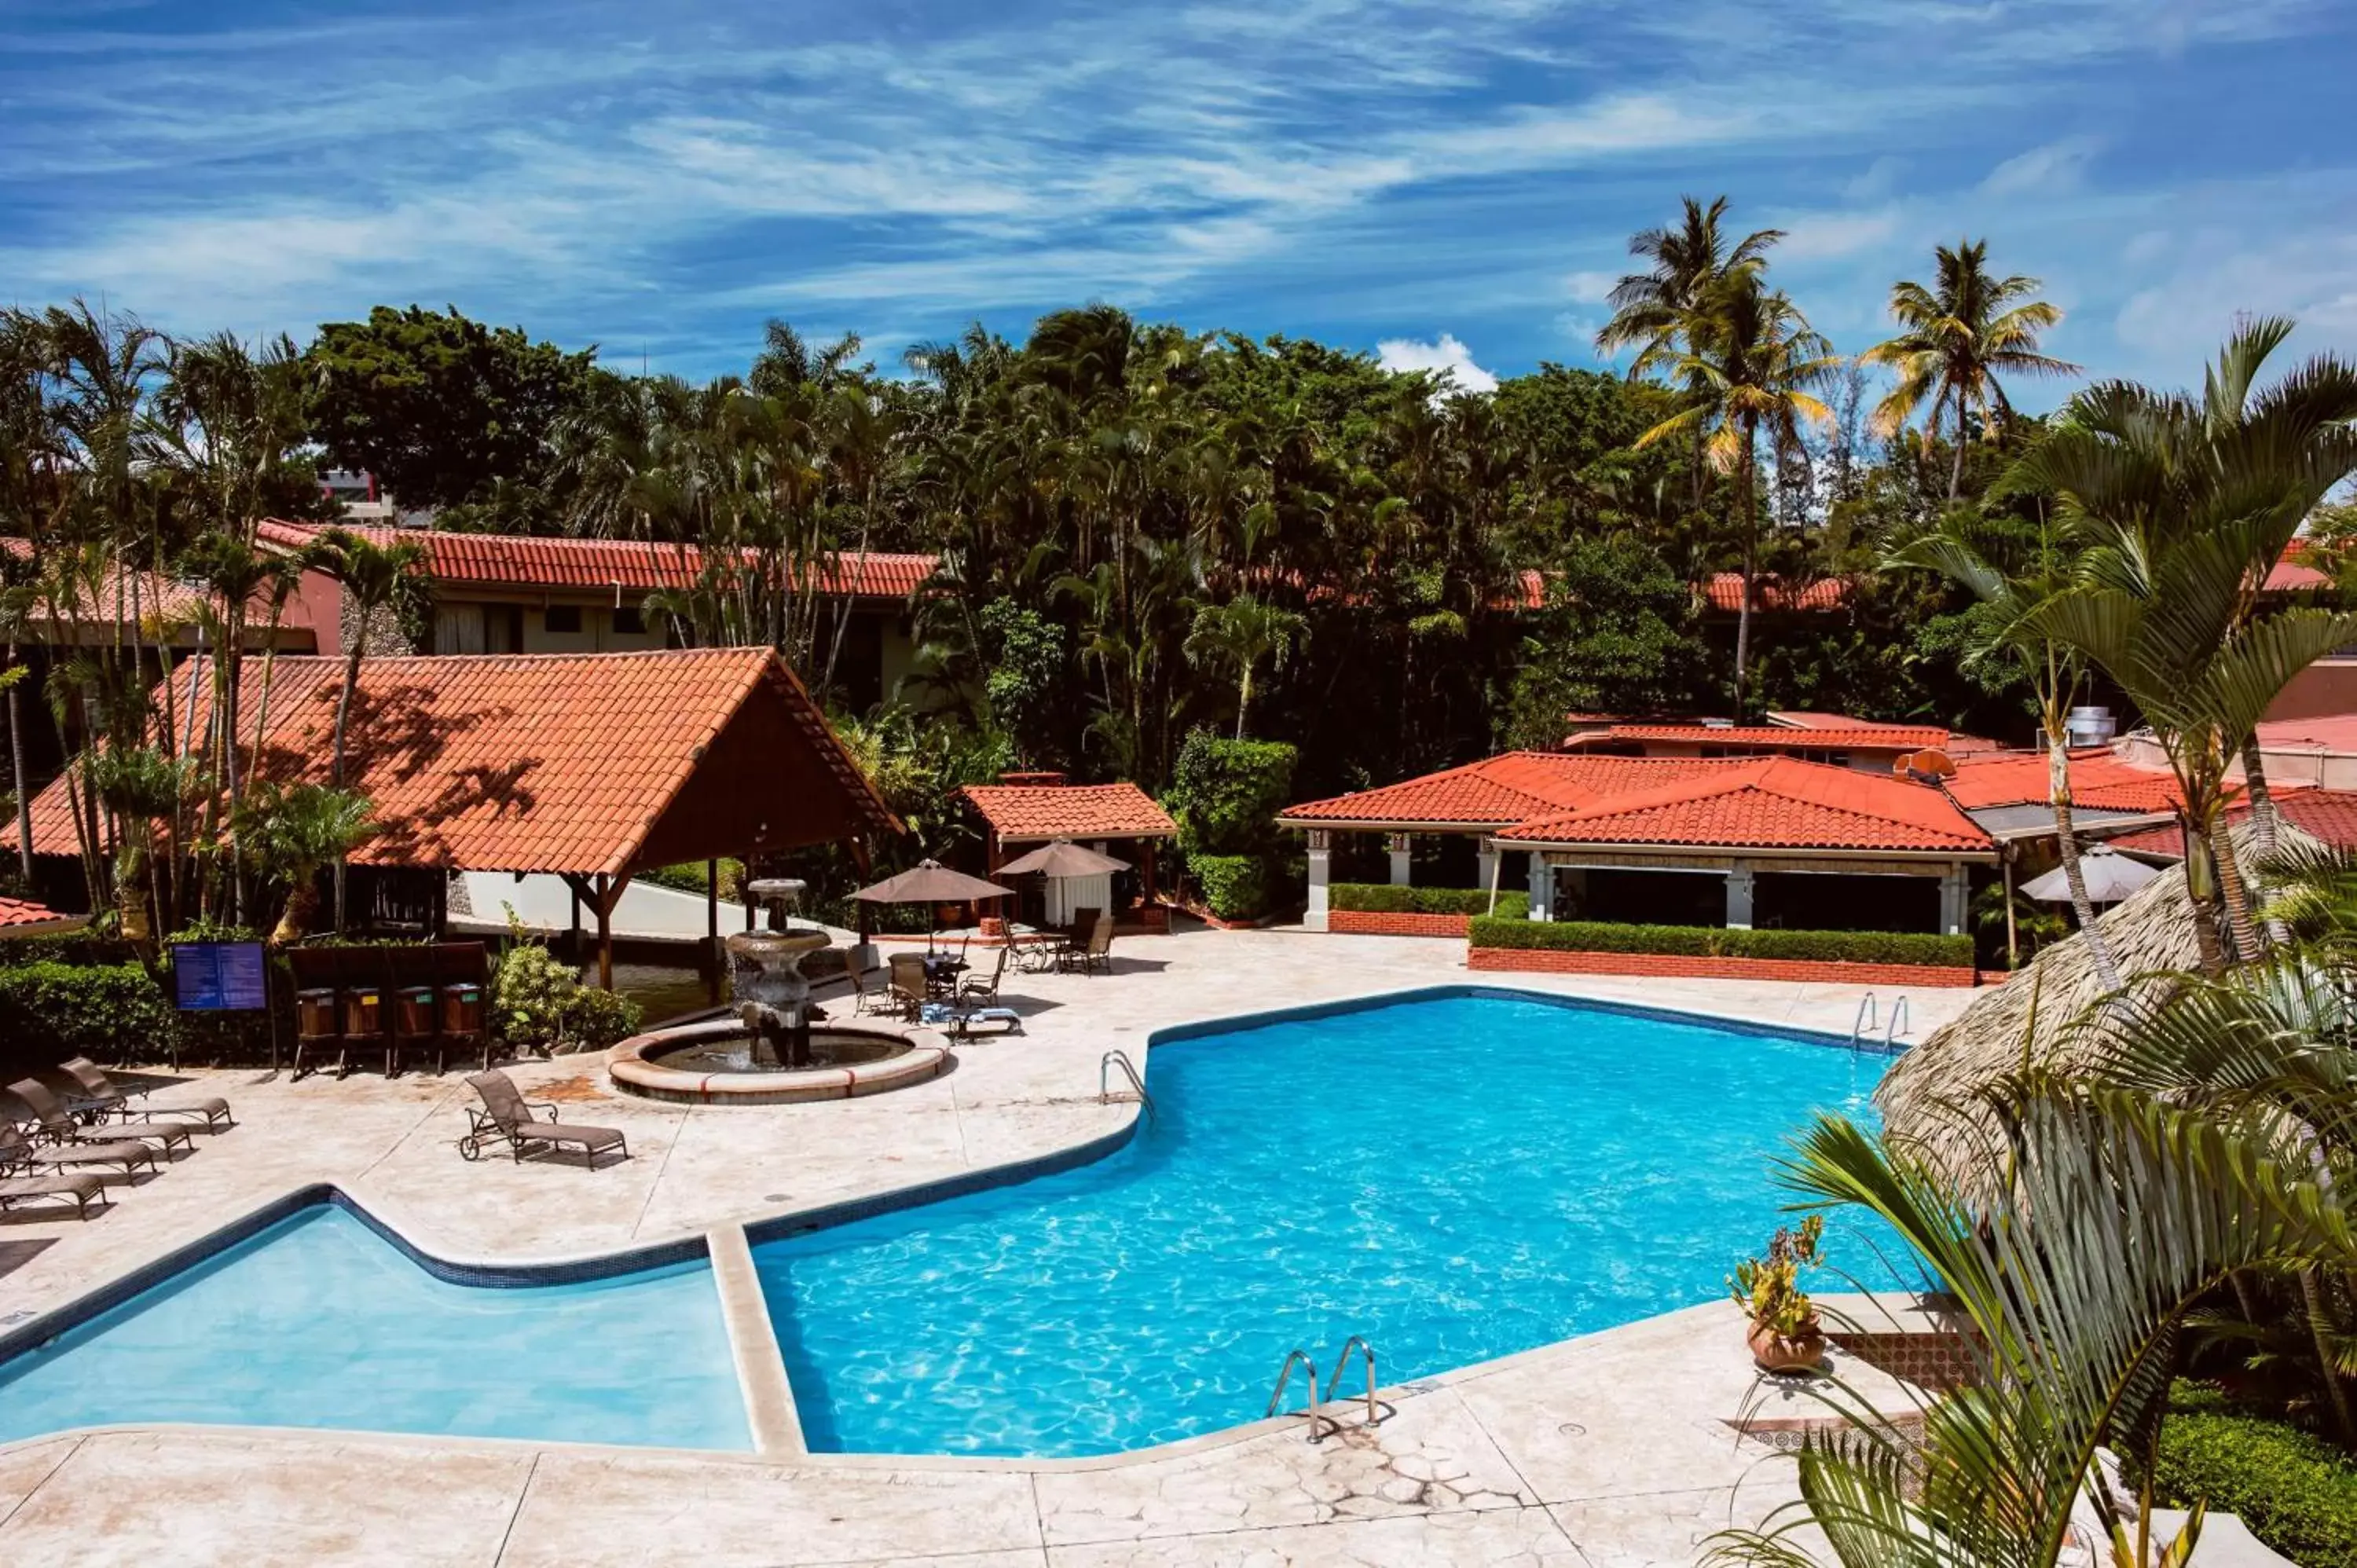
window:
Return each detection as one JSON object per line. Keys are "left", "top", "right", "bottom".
{"left": 612, "top": 605, "right": 644, "bottom": 635}
{"left": 544, "top": 605, "right": 582, "bottom": 634}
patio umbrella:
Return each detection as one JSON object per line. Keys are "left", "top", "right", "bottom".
{"left": 2018, "top": 846, "right": 2161, "bottom": 906}
{"left": 992, "top": 840, "right": 1131, "bottom": 878}
{"left": 852, "top": 859, "right": 1015, "bottom": 951}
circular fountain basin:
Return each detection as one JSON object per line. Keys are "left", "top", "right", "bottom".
{"left": 608, "top": 1018, "right": 951, "bottom": 1105}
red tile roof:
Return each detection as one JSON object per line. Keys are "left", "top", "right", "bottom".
{"left": 0, "top": 895, "right": 79, "bottom": 932}
{"left": 258, "top": 520, "right": 937, "bottom": 599}
{"left": 2108, "top": 789, "right": 2357, "bottom": 858}
{"left": 2, "top": 540, "right": 307, "bottom": 647}
{"left": 1279, "top": 753, "right": 1750, "bottom": 827}
{"left": 2254, "top": 715, "right": 2357, "bottom": 753}
{"left": 31, "top": 650, "right": 899, "bottom": 875}
{"left": 1700, "top": 573, "right": 1850, "bottom": 614}
{"left": 1564, "top": 724, "right": 1948, "bottom": 753}
{"left": 959, "top": 782, "right": 1175, "bottom": 841}
{"left": 1940, "top": 749, "right": 2185, "bottom": 812}
{"left": 1495, "top": 757, "right": 1990, "bottom": 853}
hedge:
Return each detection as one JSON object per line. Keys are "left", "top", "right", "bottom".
{"left": 1193, "top": 854, "right": 1271, "bottom": 921}
{"left": 2146, "top": 1401, "right": 2357, "bottom": 1568}
{"left": 1332, "top": 883, "right": 1530, "bottom": 920}
{"left": 1465, "top": 917, "right": 1974, "bottom": 969}
{"left": 0, "top": 961, "right": 178, "bottom": 1080}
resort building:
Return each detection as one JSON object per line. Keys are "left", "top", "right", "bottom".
{"left": 258, "top": 519, "right": 939, "bottom": 712}
{"left": 959, "top": 774, "right": 1176, "bottom": 929}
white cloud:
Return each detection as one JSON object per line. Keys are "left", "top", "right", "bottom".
{"left": 1981, "top": 136, "right": 2105, "bottom": 198}
{"left": 1563, "top": 269, "right": 1618, "bottom": 304}
{"left": 1773, "top": 207, "right": 1902, "bottom": 261}
{"left": 1376, "top": 332, "right": 1499, "bottom": 393}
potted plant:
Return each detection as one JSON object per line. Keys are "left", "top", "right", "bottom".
{"left": 1730, "top": 1214, "right": 1827, "bottom": 1374}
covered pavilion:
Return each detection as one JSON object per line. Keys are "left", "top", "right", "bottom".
{"left": 959, "top": 775, "right": 1175, "bottom": 930}
{"left": 29, "top": 648, "right": 901, "bottom": 987}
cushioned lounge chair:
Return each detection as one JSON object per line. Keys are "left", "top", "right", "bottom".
{"left": 460, "top": 1071, "right": 628, "bottom": 1169}
{"left": 0, "top": 1171, "right": 107, "bottom": 1218}
{"left": 0, "top": 1121, "right": 156, "bottom": 1180}
{"left": 51, "top": 1058, "right": 233, "bottom": 1130}
{"left": 6, "top": 1079, "right": 194, "bottom": 1155}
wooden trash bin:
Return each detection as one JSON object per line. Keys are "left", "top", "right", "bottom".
{"left": 339, "top": 985, "right": 392, "bottom": 1079}
{"left": 294, "top": 987, "right": 340, "bottom": 1078}
{"left": 440, "top": 982, "right": 489, "bottom": 1072}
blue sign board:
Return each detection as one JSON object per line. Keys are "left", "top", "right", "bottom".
{"left": 171, "top": 941, "right": 269, "bottom": 1012}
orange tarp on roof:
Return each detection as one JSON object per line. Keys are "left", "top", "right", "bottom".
{"left": 959, "top": 782, "right": 1175, "bottom": 842}
{"left": 258, "top": 519, "right": 937, "bottom": 599}
{"left": 1495, "top": 757, "right": 1990, "bottom": 854}
{"left": 30, "top": 649, "right": 899, "bottom": 876}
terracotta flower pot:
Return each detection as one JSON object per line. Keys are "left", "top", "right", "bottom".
{"left": 1747, "top": 1320, "right": 1827, "bottom": 1375}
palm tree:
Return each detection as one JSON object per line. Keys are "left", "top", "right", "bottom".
{"left": 236, "top": 781, "right": 374, "bottom": 946}
{"left": 1886, "top": 509, "right": 2122, "bottom": 987}
{"left": 303, "top": 527, "right": 427, "bottom": 929}
{"left": 84, "top": 744, "right": 190, "bottom": 943}
{"left": 2017, "top": 321, "right": 2357, "bottom": 969}
{"left": 1861, "top": 240, "right": 2078, "bottom": 500}
{"left": 1184, "top": 593, "right": 1307, "bottom": 738}
{"left": 1636, "top": 274, "right": 1842, "bottom": 711}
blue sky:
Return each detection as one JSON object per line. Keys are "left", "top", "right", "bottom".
{"left": 3, "top": 0, "right": 2352, "bottom": 401}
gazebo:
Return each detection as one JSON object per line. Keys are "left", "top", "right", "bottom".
{"left": 958, "top": 773, "right": 1175, "bottom": 931}
{"left": 30, "top": 648, "right": 901, "bottom": 987}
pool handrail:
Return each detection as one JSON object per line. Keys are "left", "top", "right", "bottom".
{"left": 1328, "top": 1335, "right": 1378, "bottom": 1429}
{"left": 1098, "top": 1050, "right": 1156, "bottom": 1120}
{"left": 1265, "top": 1347, "right": 1325, "bottom": 1442}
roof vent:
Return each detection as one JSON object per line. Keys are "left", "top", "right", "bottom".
{"left": 999, "top": 771, "right": 1068, "bottom": 787}
{"left": 2066, "top": 706, "right": 2117, "bottom": 746}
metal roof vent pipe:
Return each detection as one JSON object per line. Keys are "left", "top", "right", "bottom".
{"left": 2066, "top": 706, "right": 2117, "bottom": 747}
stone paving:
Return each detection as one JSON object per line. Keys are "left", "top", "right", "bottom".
{"left": 0, "top": 927, "right": 1978, "bottom": 1565}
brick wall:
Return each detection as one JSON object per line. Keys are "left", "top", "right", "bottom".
{"left": 1467, "top": 947, "right": 1980, "bottom": 988}
{"left": 1328, "top": 910, "right": 1471, "bottom": 938}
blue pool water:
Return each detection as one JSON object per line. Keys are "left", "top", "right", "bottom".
{"left": 0, "top": 1206, "right": 750, "bottom": 1451}
{"left": 756, "top": 991, "right": 1902, "bottom": 1456}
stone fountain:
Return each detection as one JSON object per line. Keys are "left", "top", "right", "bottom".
{"left": 729, "top": 877, "right": 830, "bottom": 1068}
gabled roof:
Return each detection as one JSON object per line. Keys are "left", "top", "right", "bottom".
{"left": 1278, "top": 753, "right": 1748, "bottom": 828}
{"left": 257, "top": 520, "right": 937, "bottom": 600}
{"left": 31, "top": 649, "right": 900, "bottom": 876}
{"left": 1494, "top": 757, "right": 1991, "bottom": 854}
{"left": 2107, "top": 789, "right": 2357, "bottom": 859}
{"left": 1940, "top": 749, "right": 2184, "bottom": 812}
{"left": 1700, "top": 573, "right": 1850, "bottom": 614}
{"left": 959, "top": 782, "right": 1175, "bottom": 842}
{"left": 0, "top": 895, "right": 81, "bottom": 933}
{"left": 1563, "top": 723, "right": 1948, "bottom": 753}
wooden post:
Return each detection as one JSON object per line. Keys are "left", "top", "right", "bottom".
{"left": 1141, "top": 841, "right": 1158, "bottom": 903}
{"left": 596, "top": 873, "right": 614, "bottom": 991}
{"left": 2003, "top": 848, "right": 2018, "bottom": 969}
{"left": 568, "top": 880, "right": 583, "bottom": 965}
{"left": 706, "top": 858, "right": 720, "bottom": 1004}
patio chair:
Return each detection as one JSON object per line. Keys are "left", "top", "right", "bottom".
{"left": 1058, "top": 915, "right": 1116, "bottom": 976}
{"left": 2, "top": 1120, "right": 158, "bottom": 1181}
{"left": 847, "top": 962, "right": 901, "bottom": 1018}
{"left": 885, "top": 953, "right": 930, "bottom": 1018}
{"left": 957, "top": 943, "right": 1012, "bottom": 1004}
{"left": 0, "top": 1170, "right": 108, "bottom": 1219}
{"left": 459, "top": 1071, "right": 628, "bottom": 1170}
{"left": 49, "top": 1058, "right": 233, "bottom": 1130}
{"left": 5, "top": 1079, "right": 195, "bottom": 1156}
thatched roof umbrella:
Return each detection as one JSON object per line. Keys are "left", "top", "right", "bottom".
{"left": 1875, "top": 819, "right": 2303, "bottom": 1178}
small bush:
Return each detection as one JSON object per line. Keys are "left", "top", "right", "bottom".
{"left": 640, "top": 859, "right": 742, "bottom": 899}
{"left": 1166, "top": 730, "right": 1297, "bottom": 859}
{"left": 563, "top": 986, "right": 645, "bottom": 1050}
{"left": 1465, "top": 917, "right": 1973, "bottom": 969}
{"left": 2147, "top": 1405, "right": 2357, "bottom": 1568}
{"left": 0, "top": 962, "right": 178, "bottom": 1079}
{"left": 1332, "top": 883, "right": 1529, "bottom": 919}
{"left": 491, "top": 932, "right": 646, "bottom": 1053}
{"left": 1193, "top": 855, "right": 1271, "bottom": 921}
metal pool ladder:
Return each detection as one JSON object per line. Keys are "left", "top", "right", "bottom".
{"left": 1099, "top": 1049, "right": 1156, "bottom": 1119}
{"left": 1266, "top": 1348, "right": 1327, "bottom": 1442}
{"left": 1849, "top": 992, "right": 1879, "bottom": 1054}
{"left": 1266, "top": 1338, "right": 1381, "bottom": 1444}
{"left": 1882, "top": 995, "right": 1912, "bottom": 1053}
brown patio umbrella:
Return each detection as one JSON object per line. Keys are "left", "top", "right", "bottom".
{"left": 852, "top": 859, "right": 1015, "bottom": 951}
{"left": 992, "top": 840, "right": 1131, "bottom": 878}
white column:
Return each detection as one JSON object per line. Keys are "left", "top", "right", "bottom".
{"left": 1939, "top": 864, "right": 1969, "bottom": 936}
{"left": 1475, "top": 846, "right": 1498, "bottom": 899}
{"left": 1725, "top": 863, "right": 1755, "bottom": 929}
{"left": 1305, "top": 830, "right": 1332, "bottom": 932}
{"left": 1528, "top": 855, "right": 1552, "bottom": 921}
{"left": 1387, "top": 832, "right": 1413, "bottom": 887}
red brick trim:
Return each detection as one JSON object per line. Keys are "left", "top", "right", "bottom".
{"left": 1467, "top": 947, "right": 1979, "bottom": 988}
{"left": 1328, "top": 910, "right": 1471, "bottom": 937}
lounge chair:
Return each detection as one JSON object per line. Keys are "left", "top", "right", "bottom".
{"left": 0, "top": 1121, "right": 157, "bottom": 1180}
{"left": 50, "top": 1057, "right": 233, "bottom": 1130}
{"left": 459, "top": 1071, "right": 628, "bottom": 1169}
{"left": 6, "top": 1079, "right": 195, "bottom": 1156}
{"left": 1058, "top": 914, "right": 1116, "bottom": 976}
{"left": 0, "top": 1171, "right": 107, "bottom": 1218}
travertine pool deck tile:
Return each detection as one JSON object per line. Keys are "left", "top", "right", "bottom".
{"left": 1043, "top": 1502, "right": 1587, "bottom": 1566}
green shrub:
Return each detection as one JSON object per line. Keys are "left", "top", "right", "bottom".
{"left": 1193, "top": 855, "right": 1271, "bottom": 921}
{"left": 0, "top": 930, "right": 139, "bottom": 969}
{"left": 2147, "top": 1406, "right": 2357, "bottom": 1568}
{"left": 491, "top": 930, "right": 647, "bottom": 1052}
{"left": 1331, "top": 883, "right": 1529, "bottom": 919}
{"left": 563, "top": 986, "right": 645, "bottom": 1050}
{"left": 0, "top": 962, "right": 178, "bottom": 1077}
{"left": 640, "top": 859, "right": 742, "bottom": 899}
{"left": 1166, "top": 730, "right": 1297, "bottom": 859}
{"left": 1465, "top": 917, "right": 1974, "bottom": 969}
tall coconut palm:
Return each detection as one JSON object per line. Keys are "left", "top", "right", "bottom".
{"left": 1862, "top": 240, "right": 2078, "bottom": 500}
{"left": 1184, "top": 593, "right": 1307, "bottom": 738}
{"left": 303, "top": 527, "right": 427, "bottom": 930}
{"left": 1636, "top": 274, "right": 1842, "bottom": 710}
{"left": 1886, "top": 508, "right": 2121, "bottom": 987}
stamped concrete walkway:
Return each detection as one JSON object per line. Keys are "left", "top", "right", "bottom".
{"left": 0, "top": 929, "right": 1977, "bottom": 1565}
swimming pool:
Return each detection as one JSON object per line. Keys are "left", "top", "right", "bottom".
{"left": 0, "top": 1204, "right": 750, "bottom": 1451}
{"left": 754, "top": 990, "right": 1900, "bottom": 1456}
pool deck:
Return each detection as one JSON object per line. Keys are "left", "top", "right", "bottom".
{"left": 0, "top": 927, "right": 1978, "bottom": 1566}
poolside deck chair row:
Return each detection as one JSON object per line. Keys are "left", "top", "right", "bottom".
{"left": 0, "top": 1061, "right": 236, "bottom": 1221}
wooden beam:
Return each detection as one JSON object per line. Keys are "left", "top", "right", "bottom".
{"left": 706, "top": 858, "right": 721, "bottom": 1004}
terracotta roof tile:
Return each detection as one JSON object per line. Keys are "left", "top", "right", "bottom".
{"left": 1700, "top": 573, "right": 1850, "bottom": 614}
{"left": 959, "top": 782, "right": 1175, "bottom": 841}
{"left": 1495, "top": 757, "right": 1989, "bottom": 852}
{"left": 1568, "top": 724, "right": 1948, "bottom": 752}
{"left": 2107, "top": 789, "right": 2357, "bottom": 858}
{"left": 0, "top": 895, "right": 76, "bottom": 930}
{"left": 1279, "top": 753, "right": 1750, "bottom": 826}
{"left": 30, "top": 649, "right": 898, "bottom": 875}
{"left": 1941, "top": 749, "right": 2185, "bottom": 811}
